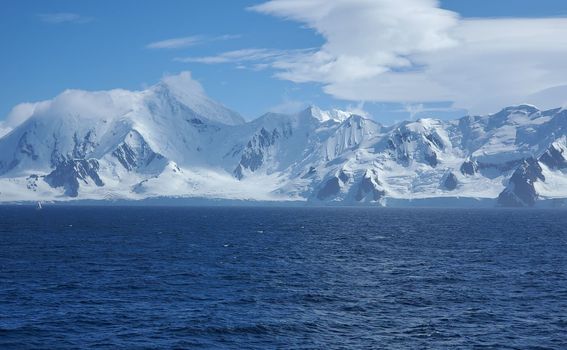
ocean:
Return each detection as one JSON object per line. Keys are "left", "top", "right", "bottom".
{"left": 1, "top": 206, "right": 566, "bottom": 349}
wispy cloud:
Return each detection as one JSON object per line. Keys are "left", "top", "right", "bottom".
{"left": 178, "top": 48, "right": 276, "bottom": 63}
{"left": 0, "top": 101, "right": 47, "bottom": 137}
{"left": 175, "top": 48, "right": 315, "bottom": 72}
{"left": 268, "top": 99, "right": 308, "bottom": 114}
{"left": 146, "top": 34, "right": 240, "bottom": 49}
{"left": 345, "top": 102, "right": 370, "bottom": 118}
{"left": 250, "top": 0, "right": 458, "bottom": 84}
{"left": 38, "top": 13, "right": 93, "bottom": 24}
{"left": 396, "top": 103, "right": 463, "bottom": 120}
{"left": 236, "top": 0, "right": 567, "bottom": 115}
{"left": 147, "top": 36, "right": 202, "bottom": 49}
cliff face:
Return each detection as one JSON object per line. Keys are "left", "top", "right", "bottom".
{"left": 1, "top": 75, "right": 567, "bottom": 206}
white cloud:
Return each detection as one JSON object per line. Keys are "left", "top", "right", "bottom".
{"left": 344, "top": 102, "right": 369, "bottom": 118}
{"left": 250, "top": 0, "right": 458, "bottom": 83}
{"left": 175, "top": 48, "right": 313, "bottom": 67}
{"left": 38, "top": 13, "right": 93, "bottom": 24}
{"left": 0, "top": 102, "right": 46, "bottom": 137}
{"left": 147, "top": 36, "right": 203, "bottom": 49}
{"left": 0, "top": 72, "right": 224, "bottom": 138}
{"left": 0, "top": 124, "right": 10, "bottom": 138}
{"left": 174, "top": 0, "right": 567, "bottom": 115}
{"left": 160, "top": 71, "right": 206, "bottom": 96}
{"left": 147, "top": 34, "right": 240, "bottom": 49}
{"left": 320, "top": 17, "right": 567, "bottom": 113}
{"left": 397, "top": 103, "right": 463, "bottom": 120}
{"left": 267, "top": 98, "right": 309, "bottom": 114}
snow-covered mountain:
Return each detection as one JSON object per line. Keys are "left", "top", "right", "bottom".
{"left": 1, "top": 73, "right": 567, "bottom": 207}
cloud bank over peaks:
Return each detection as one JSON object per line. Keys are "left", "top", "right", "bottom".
{"left": 159, "top": 71, "right": 207, "bottom": 96}
{"left": 255, "top": 1, "right": 567, "bottom": 114}
{"left": 0, "top": 72, "right": 223, "bottom": 137}
{"left": 250, "top": 0, "right": 459, "bottom": 83}
{"left": 0, "top": 102, "right": 49, "bottom": 137}
{"left": 177, "top": 0, "right": 567, "bottom": 115}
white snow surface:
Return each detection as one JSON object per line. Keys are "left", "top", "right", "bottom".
{"left": 1, "top": 75, "right": 567, "bottom": 206}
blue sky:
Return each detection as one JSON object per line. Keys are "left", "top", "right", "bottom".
{"left": 2, "top": 0, "right": 567, "bottom": 124}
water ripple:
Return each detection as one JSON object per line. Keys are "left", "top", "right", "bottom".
{"left": 1, "top": 206, "right": 567, "bottom": 348}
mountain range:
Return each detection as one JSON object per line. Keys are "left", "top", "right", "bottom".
{"left": 1, "top": 72, "right": 566, "bottom": 207}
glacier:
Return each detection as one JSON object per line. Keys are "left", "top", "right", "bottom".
{"left": 1, "top": 73, "right": 567, "bottom": 207}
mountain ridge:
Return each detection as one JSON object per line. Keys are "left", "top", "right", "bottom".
{"left": 1, "top": 74, "right": 566, "bottom": 207}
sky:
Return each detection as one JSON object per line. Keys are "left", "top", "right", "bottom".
{"left": 2, "top": 0, "right": 567, "bottom": 126}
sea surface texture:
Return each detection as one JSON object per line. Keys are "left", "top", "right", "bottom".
{"left": 1, "top": 206, "right": 566, "bottom": 349}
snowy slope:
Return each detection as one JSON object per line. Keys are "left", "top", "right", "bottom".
{"left": 1, "top": 73, "right": 567, "bottom": 207}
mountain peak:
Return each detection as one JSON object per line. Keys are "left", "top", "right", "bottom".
{"left": 154, "top": 71, "right": 207, "bottom": 98}
{"left": 149, "top": 72, "right": 245, "bottom": 126}
{"left": 302, "top": 105, "right": 352, "bottom": 123}
{"left": 499, "top": 104, "right": 540, "bottom": 115}
{"left": 2, "top": 74, "right": 567, "bottom": 207}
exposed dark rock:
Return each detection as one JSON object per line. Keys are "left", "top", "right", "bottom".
{"left": 72, "top": 130, "right": 97, "bottom": 159}
{"left": 26, "top": 174, "right": 39, "bottom": 191}
{"left": 317, "top": 177, "right": 341, "bottom": 200}
{"left": 316, "top": 169, "right": 354, "bottom": 200}
{"left": 301, "top": 166, "right": 316, "bottom": 179}
{"left": 355, "top": 169, "right": 386, "bottom": 201}
{"left": 239, "top": 148, "right": 264, "bottom": 173}
{"left": 539, "top": 142, "right": 567, "bottom": 170}
{"left": 343, "top": 115, "right": 365, "bottom": 130}
{"left": 443, "top": 172, "right": 458, "bottom": 191}
{"left": 424, "top": 151, "right": 438, "bottom": 167}
{"left": 460, "top": 159, "right": 478, "bottom": 175}
{"left": 234, "top": 127, "right": 286, "bottom": 178}
{"left": 424, "top": 133, "right": 444, "bottom": 150}
{"left": 242, "top": 128, "right": 276, "bottom": 171}
{"left": 0, "top": 130, "right": 41, "bottom": 175}
{"left": 388, "top": 126, "right": 440, "bottom": 167}
{"left": 186, "top": 117, "right": 220, "bottom": 132}
{"left": 387, "top": 129, "right": 412, "bottom": 165}
{"left": 44, "top": 158, "right": 104, "bottom": 197}
{"left": 112, "top": 131, "right": 163, "bottom": 171}
{"left": 233, "top": 164, "right": 244, "bottom": 180}
{"left": 132, "top": 178, "right": 152, "bottom": 194}
{"left": 18, "top": 132, "right": 38, "bottom": 161}
{"left": 50, "top": 135, "right": 65, "bottom": 168}
{"left": 338, "top": 170, "right": 350, "bottom": 183}
{"left": 497, "top": 158, "right": 545, "bottom": 207}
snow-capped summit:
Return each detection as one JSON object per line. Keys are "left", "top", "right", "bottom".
{"left": 307, "top": 106, "right": 352, "bottom": 123}
{"left": 150, "top": 72, "right": 245, "bottom": 126}
{"left": 1, "top": 75, "right": 567, "bottom": 207}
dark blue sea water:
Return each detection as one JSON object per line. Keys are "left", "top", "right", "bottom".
{"left": 1, "top": 206, "right": 566, "bottom": 349}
